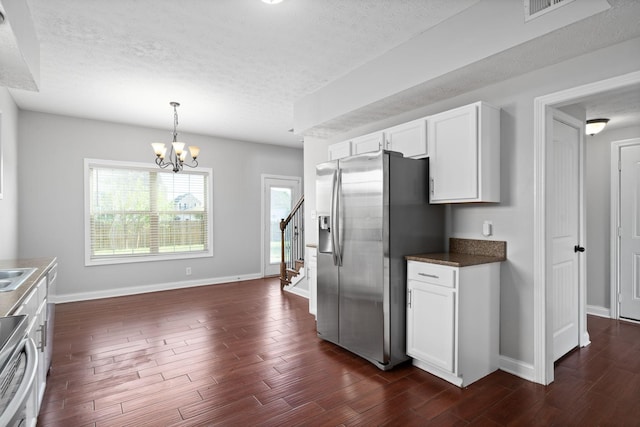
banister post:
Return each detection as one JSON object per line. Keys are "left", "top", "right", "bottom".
{"left": 279, "top": 218, "right": 286, "bottom": 290}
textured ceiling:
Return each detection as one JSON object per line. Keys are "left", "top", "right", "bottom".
{"left": 6, "top": 0, "right": 479, "bottom": 147}
{"left": 4, "top": 0, "right": 638, "bottom": 147}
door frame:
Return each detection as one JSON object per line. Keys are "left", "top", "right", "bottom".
{"left": 533, "top": 70, "right": 640, "bottom": 385}
{"left": 260, "top": 174, "right": 302, "bottom": 278}
{"left": 610, "top": 138, "right": 640, "bottom": 322}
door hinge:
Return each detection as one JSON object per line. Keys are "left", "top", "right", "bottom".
{"left": 618, "top": 227, "right": 622, "bottom": 237}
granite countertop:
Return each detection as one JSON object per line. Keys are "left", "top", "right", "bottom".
{"left": 0, "top": 257, "right": 57, "bottom": 317}
{"left": 406, "top": 238, "right": 506, "bottom": 267}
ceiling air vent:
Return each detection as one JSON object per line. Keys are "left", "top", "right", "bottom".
{"left": 524, "top": 0, "right": 576, "bottom": 21}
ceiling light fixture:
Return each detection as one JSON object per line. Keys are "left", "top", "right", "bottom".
{"left": 151, "top": 102, "right": 200, "bottom": 173}
{"left": 585, "top": 118, "right": 609, "bottom": 136}
{"left": 262, "top": 0, "right": 283, "bottom": 4}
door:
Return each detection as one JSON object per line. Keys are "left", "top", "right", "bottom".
{"left": 262, "top": 175, "right": 301, "bottom": 277}
{"left": 620, "top": 143, "right": 640, "bottom": 321}
{"left": 316, "top": 162, "right": 339, "bottom": 343}
{"left": 338, "top": 151, "right": 386, "bottom": 362}
{"left": 407, "top": 280, "right": 455, "bottom": 372}
{"left": 548, "top": 110, "right": 582, "bottom": 361}
{"left": 428, "top": 104, "right": 478, "bottom": 202}
{"left": 352, "top": 132, "right": 385, "bottom": 155}
{"left": 386, "top": 118, "right": 427, "bottom": 158}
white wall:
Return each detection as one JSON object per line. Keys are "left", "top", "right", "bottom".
{"left": 18, "top": 111, "right": 303, "bottom": 300}
{"left": 585, "top": 125, "right": 640, "bottom": 311}
{"left": 302, "top": 37, "right": 640, "bottom": 368}
{"left": 0, "top": 88, "right": 19, "bottom": 259}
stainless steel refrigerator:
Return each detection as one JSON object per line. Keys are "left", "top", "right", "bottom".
{"left": 316, "top": 150, "right": 445, "bottom": 370}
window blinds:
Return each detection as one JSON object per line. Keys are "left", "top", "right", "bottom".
{"left": 87, "top": 161, "right": 210, "bottom": 261}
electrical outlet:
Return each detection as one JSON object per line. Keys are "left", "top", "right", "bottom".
{"left": 186, "top": 267, "right": 192, "bottom": 276}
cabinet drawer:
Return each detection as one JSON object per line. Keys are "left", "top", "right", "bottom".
{"left": 408, "top": 262, "right": 455, "bottom": 288}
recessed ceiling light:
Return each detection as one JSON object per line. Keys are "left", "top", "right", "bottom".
{"left": 262, "top": 0, "right": 283, "bottom": 4}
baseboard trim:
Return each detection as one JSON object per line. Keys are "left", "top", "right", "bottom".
{"left": 499, "top": 355, "right": 536, "bottom": 383}
{"left": 51, "top": 273, "right": 263, "bottom": 304}
{"left": 283, "top": 285, "right": 309, "bottom": 299}
{"left": 586, "top": 305, "right": 611, "bottom": 318}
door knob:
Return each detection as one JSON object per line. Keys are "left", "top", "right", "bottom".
{"left": 574, "top": 245, "right": 585, "bottom": 253}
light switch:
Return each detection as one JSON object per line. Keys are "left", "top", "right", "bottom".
{"left": 483, "top": 221, "right": 493, "bottom": 237}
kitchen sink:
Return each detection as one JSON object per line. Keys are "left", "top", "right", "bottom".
{"left": 0, "top": 268, "right": 37, "bottom": 292}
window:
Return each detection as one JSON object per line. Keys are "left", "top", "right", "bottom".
{"left": 84, "top": 159, "right": 213, "bottom": 265}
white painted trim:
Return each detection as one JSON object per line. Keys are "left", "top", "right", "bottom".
{"left": 498, "top": 355, "right": 536, "bottom": 383}
{"left": 283, "top": 284, "right": 309, "bottom": 299}
{"left": 50, "top": 273, "right": 263, "bottom": 304}
{"left": 587, "top": 305, "right": 611, "bottom": 318}
{"left": 533, "top": 70, "right": 640, "bottom": 385}
{"left": 260, "top": 174, "right": 302, "bottom": 277}
{"left": 83, "top": 158, "right": 214, "bottom": 266}
{"left": 611, "top": 138, "right": 640, "bottom": 320}
{"left": 412, "top": 358, "right": 464, "bottom": 388}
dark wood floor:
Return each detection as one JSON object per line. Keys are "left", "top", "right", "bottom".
{"left": 38, "top": 278, "right": 640, "bottom": 426}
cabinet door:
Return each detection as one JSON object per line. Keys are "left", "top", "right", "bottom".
{"left": 352, "top": 132, "right": 385, "bottom": 155}
{"left": 386, "top": 119, "right": 427, "bottom": 158}
{"left": 407, "top": 280, "right": 455, "bottom": 372}
{"left": 328, "top": 140, "right": 352, "bottom": 160}
{"left": 35, "top": 299, "right": 47, "bottom": 408}
{"left": 428, "top": 104, "right": 478, "bottom": 202}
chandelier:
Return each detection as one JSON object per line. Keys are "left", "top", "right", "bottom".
{"left": 151, "top": 102, "right": 200, "bottom": 173}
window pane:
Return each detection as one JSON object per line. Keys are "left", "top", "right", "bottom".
{"left": 87, "top": 160, "right": 211, "bottom": 264}
{"left": 270, "top": 187, "right": 292, "bottom": 263}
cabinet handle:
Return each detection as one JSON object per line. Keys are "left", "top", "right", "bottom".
{"left": 37, "top": 324, "right": 45, "bottom": 352}
{"left": 430, "top": 178, "right": 434, "bottom": 196}
{"left": 418, "top": 273, "right": 439, "bottom": 279}
{"left": 408, "top": 289, "right": 412, "bottom": 308}
{"left": 43, "top": 320, "right": 48, "bottom": 349}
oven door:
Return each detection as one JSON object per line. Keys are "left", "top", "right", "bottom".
{"left": 0, "top": 338, "right": 38, "bottom": 427}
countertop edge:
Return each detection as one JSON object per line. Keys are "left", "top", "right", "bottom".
{"left": 0, "top": 257, "right": 57, "bottom": 317}
{"left": 405, "top": 253, "right": 506, "bottom": 267}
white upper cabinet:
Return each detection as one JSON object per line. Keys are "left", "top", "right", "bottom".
{"left": 428, "top": 102, "right": 500, "bottom": 204}
{"left": 352, "top": 131, "right": 385, "bottom": 155}
{"left": 327, "top": 102, "right": 500, "bottom": 204}
{"left": 328, "top": 140, "right": 352, "bottom": 160}
{"left": 385, "top": 118, "right": 427, "bottom": 158}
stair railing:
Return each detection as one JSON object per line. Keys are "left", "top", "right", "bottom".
{"left": 279, "top": 195, "right": 304, "bottom": 289}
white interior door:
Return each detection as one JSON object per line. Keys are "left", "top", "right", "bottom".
{"left": 262, "top": 176, "right": 301, "bottom": 277}
{"left": 620, "top": 144, "right": 640, "bottom": 321}
{"left": 549, "top": 110, "right": 582, "bottom": 361}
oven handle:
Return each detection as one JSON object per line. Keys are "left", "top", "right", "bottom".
{"left": 0, "top": 338, "right": 38, "bottom": 426}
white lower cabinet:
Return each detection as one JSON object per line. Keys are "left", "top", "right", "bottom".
{"left": 12, "top": 274, "right": 50, "bottom": 424}
{"left": 406, "top": 260, "right": 500, "bottom": 387}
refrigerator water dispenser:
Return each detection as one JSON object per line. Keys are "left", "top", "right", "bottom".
{"left": 318, "top": 215, "right": 332, "bottom": 253}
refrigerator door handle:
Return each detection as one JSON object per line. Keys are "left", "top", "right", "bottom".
{"left": 330, "top": 170, "right": 339, "bottom": 266}
{"left": 334, "top": 169, "right": 343, "bottom": 266}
